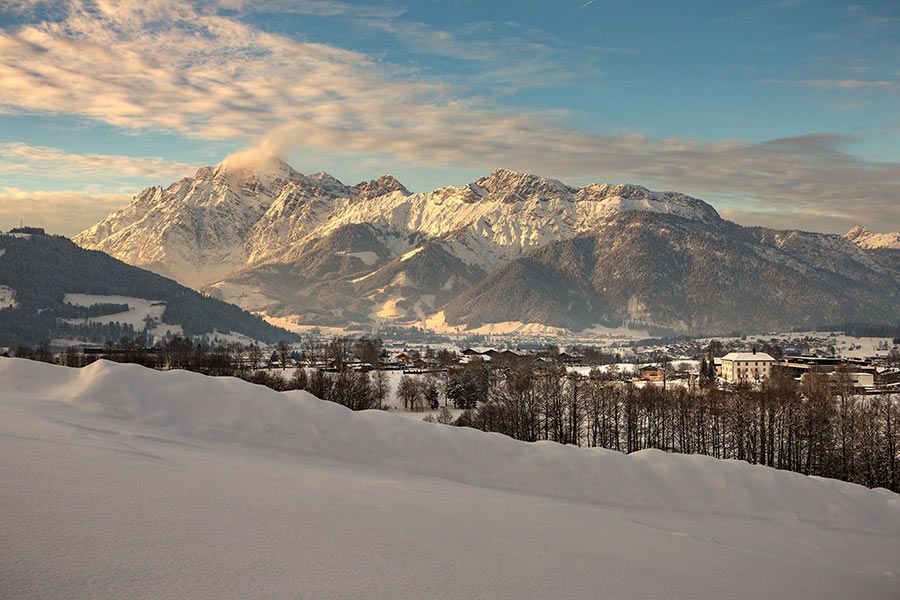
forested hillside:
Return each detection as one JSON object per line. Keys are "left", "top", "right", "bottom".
{"left": 0, "top": 234, "right": 294, "bottom": 347}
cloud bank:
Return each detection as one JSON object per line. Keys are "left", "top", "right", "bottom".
{"left": 0, "top": 143, "right": 194, "bottom": 180}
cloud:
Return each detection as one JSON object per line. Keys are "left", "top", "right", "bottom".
{"left": 0, "top": 187, "right": 130, "bottom": 236}
{"left": 0, "top": 143, "right": 195, "bottom": 180}
{"left": 718, "top": 208, "right": 861, "bottom": 235}
{"left": 223, "top": 131, "right": 295, "bottom": 170}
{"left": 221, "top": 0, "right": 405, "bottom": 18}
{"left": 0, "top": 0, "right": 442, "bottom": 139}
{"left": 801, "top": 78, "right": 900, "bottom": 90}
{"left": 0, "top": 0, "right": 899, "bottom": 233}
{"left": 357, "top": 18, "right": 597, "bottom": 89}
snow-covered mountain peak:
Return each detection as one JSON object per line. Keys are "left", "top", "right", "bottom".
{"left": 308, "top": 171, "right": 344, "bottom": 186}
{"left": 176, "top": 157, "right": 305, "bottom": 204}
{"left": 218, "top": 155, "right": 299, "bottom": 183}
{"left": 573, "top": 182, "right": 720, "bottom": 222}
{"left": 846, "top": 225, "right": 900, "bottom": 250}
{"left": 473, "top": 169, "right": 576, "bottom": 202}
{"left": 352, "top": 174, "right": 411, "bottom": 200}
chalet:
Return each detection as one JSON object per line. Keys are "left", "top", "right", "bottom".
{"left": 557, "top": 352, "right": 584, "bottom": 365}
{"left": 462, "top": 347, "right": 495, "bottom": 357}
{"left": 844, "top": 372, "right": 875, "bottom": 388}
{"left": 720, "top": 350, "right": 775, "bottom": 382}
{"left": 778, "top": 355, "right": 872, "bottom": 375}
{"left": 637, "top": 365, "right": 664, "bottom": 382}
{"left": 485, "top": 349, "right": 521, "bottom": 365}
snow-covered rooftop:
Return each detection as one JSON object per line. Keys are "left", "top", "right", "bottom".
{"left": 721, "top": 352, "right": 775, "bottom": 362}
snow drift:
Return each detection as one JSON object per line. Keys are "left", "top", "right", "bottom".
{"left": 3, "top": 358, "right": 898, "bottom": 533}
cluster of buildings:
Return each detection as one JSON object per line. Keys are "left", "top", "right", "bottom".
{"left": 713, "top": 350, "right": 899, "bottom": 393}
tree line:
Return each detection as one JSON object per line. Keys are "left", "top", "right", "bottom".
{"left": 457, "top": 360, "right": 898, "bottom": 492}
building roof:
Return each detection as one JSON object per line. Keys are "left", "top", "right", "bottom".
{"left": 721, "top": 352, "right": 775, "bottom": 362}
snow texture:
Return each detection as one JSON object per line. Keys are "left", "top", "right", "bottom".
{"left": 1, "top": 357, "right": 899, "bottom": 599}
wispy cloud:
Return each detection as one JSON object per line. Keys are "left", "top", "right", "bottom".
{"left": 346, "top": 15, "right": 604, "bottom": 91}
{"left": 218, "top": 0, "right": 405, "bottom": 18}
{"left": 0, "top": 143, "right": 195, "bottom": 180}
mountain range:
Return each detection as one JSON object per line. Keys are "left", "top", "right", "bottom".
{"left": 75, "top": 158, "right": 900, "bottom": 335}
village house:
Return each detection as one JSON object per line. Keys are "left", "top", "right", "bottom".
{"left": 636, "top": 365, "right": 664, "bottom": 382}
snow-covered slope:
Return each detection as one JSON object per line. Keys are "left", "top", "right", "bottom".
{"left": 2, "top": 358, "right": 899, "bottom": 599}
{"left": 847, "top": 225, "right": 900, "bottom": 250}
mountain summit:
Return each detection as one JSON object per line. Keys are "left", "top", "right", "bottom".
{"left": 75, "top": 160, "right": 900, "bottom": 334}
{"left": 846, "top": 225, "right": 900, "bottom": 250}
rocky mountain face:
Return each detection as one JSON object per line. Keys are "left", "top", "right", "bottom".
{"left": 76, "top": 159, "right": 900, "bottom": 335}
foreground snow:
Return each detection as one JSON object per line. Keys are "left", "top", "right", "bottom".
{"left": 1, "top": 358, "right": 899, "bottom": 599}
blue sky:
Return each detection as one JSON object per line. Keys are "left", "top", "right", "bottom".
{"left": 0, "top": 0, "right": 898, "bottom": 234}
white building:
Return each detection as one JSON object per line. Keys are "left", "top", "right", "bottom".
{"left": 720, "top": 351, "right": 775, "bottom": 382}
{"left": 844, "top": 372, "right": 874, "bottom": 388}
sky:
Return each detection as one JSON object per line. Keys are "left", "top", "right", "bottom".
{"left": 0, "top": 0, "right": 898, "bottom": 235}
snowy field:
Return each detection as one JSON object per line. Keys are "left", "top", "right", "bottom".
{"left": 695, "top": 331, "right": 897, "bottom": 358}
{"left": 789, "top": 331, "right": 896, "bottom": 358}
{"left": 2, "top": 358, "right": 899, "bottom": 599}
{"left": 62, "top": 293, "right": 183, "bottom": 337}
